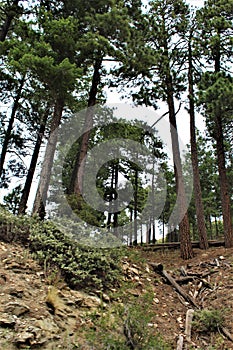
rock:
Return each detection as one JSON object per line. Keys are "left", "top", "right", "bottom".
{"left": 70, "top": 290, "right": 102, "bottom": 308}
{"left": 14, "top": 326, "right": 47, "bottom": 346}
{"left": 0, "top": 314, "right": 16, "bottom": 328}
{"left": 82, "top": 295, "right": 102, "bottom": 308}
{"left": 153, "top": 297, "right": 159, "bottom": 304}
{"left": 5, "top": 302, "right": 30, "bottom": 316}
{"left": 129, "top": 267, "right": 140, "bottom": 275}
{"left": 34, "top": 319, "right": 60, "bottom": 335}
{"left": 14, "top": 331, "right": 34, "bottom": 345}
{"left": 8, "top": 287, "right": 24, "bottom": 298}
{"left": 102, "top": 293, "right": 110, "bottom": 302}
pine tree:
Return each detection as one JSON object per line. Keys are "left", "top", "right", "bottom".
{"left": 186, "top": 20, "right": 209, "bottom": 249}
{"left": 123, "top": 0, "right": 194, "bottom": 258}
{"left": 197, "top": 0, "right": 233, "bottom": 247}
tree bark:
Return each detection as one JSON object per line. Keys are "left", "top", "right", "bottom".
{"left": 70, "top": 57, "right": 102, "bottom": 201}
{"left": 113, "top": 161, "right": 119, "bottom": 238}
{"left": 18, "top": 106, "right": 50, "bottom": 215}
{"left": 213, "top": 33, "right": 233, "bottom": 247}
{"left": 133, "top": 168, "right": 138, "bottom": 244}
{"left": 0, "top": 75, "right": 25, "bottom": 179}
{"left": 32, "top": 97, "right": 64, "bottom": 218}
{"left": 188, "top": 33, "right": 209, "bottom": 250}
{"left": 215, "top": 108, "right": 233, "bottom": 247}
{"left": 166, "top": 75, "right": 193, "bottom": 259}
{"left": 162, "top": 34, "right": 193, "bottom": 259}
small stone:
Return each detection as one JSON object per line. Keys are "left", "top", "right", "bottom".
{"left": 153, "top": 298, "right": 159, "bottom": 304}
{"left": 102, "top": 293, "right": 110, "bottom": 302}
{"left": 177, "top": 316, "right": 182, "bottom": 323}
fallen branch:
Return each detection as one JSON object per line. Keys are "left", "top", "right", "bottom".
{"left": 149, "top": 263, "right": 199, "bottom": 309}
{"left": 175, "top": 276, "right": 195, "bottom": 284}
{"left": 220, "top": 326, "right": 233, "bottom": 342}
{"left": 185, "top": 309, "right": 194, "bottom": 342}
{"left": 176, "top": 334, "right": 184, "bottom": 350}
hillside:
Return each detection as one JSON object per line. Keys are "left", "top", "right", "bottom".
{"left": 0, "top": 236, "right": 233, "bottom": 349}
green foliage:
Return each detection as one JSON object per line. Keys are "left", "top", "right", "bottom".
{"left": 0, "top": 207, "right": 122, "bottom": 292}
{"left": 0, "top": 205, "right": 32, "bottom": 243}
{"left": 192, "top": 309, "right": 224, "bottom": 333}
{"left": 29, "top": 220, "right": 122, "bottom": 291}
{"left": 86, "top": 292, "right": 171, "bottom": 349}
{"left": 3, "top": 185, "right": 22, "bottom": 214}
{"left": 123, "top": 292, "right": 171, "bottom": 349}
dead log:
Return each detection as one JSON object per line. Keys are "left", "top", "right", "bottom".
{"left": 176, "top": 334, "right": 184, "bottom": 350}
{"left": 220, "top": 326, "right": 233, "bottom": 342}
{"left": 139, "top": 240, "right": 224, "bottom": 251}
{"left": 149, "top": 263, "right": 199, "bottom": 309}
{"left": 175, "top": 276, "right": 195, "bottom": 284}
{"left": 185, "top": 309, "right": 194, "bottom": 342}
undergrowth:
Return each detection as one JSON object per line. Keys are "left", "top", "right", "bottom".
{"left": 0, "top": 207, "right": 123, "bottom": 292}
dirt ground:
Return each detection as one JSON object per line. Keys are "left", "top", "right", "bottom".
{"left": 138, "top": 246, "right": 233, "bottom": 349}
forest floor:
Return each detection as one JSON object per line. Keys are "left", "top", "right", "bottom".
{"left": 0, "top": 240, "right": 233, "bottom": 349}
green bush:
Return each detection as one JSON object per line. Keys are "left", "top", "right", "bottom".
{"left": 29, "top": 220, "right": 122, "bottom": 291}
{"left": 0, "top": 206, "right": 32, "bottom": 243}
{"left": 86, "top": 292, "right": 172, "bottom": 350}
{"left": 192, "top": 309, "right": 224, "bottom": 333}
{"left": 0, "top": 207, "right": 122, "bottom": 292}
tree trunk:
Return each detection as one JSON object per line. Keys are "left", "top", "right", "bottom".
{"left": 188, "top": 33, "right": 209, "bottom": 250}
{"left": 215, "top": 110, "right": 233, "bottom": 247}
{"left": 106, "top": 166, "right": 115, "bottom": 230}
{"left": 0, "top": 75, "right": 25, "bottom": 179}
{"left": 0, "top": 0, "right": 20, "bottom": 42}
{"left": 214, "top": 33, "right": 233, "bottom": 247}
{"left": 113, "top": 162, "right": 119, "bottom": 238}
{"left": 133, "top": 168, "right": 138, "bottom": 244}
{"left": 129, "top": 208, "right": 133, "bottom": 245}
{"left": 70, "top": 57, "right": 102, "bottom": 201}
{"left": 162, "top": 212, "right": 165, "bottom": 243}
{"left": 214, "top": 215, "right": 219, "bottom": 238}
{"left": 151, "top": 160, "right": 156, "bottom": 244}
{"left": 32, "top": 97, "right": 64, "bottom": 218}
{"left": 18, "top": 107, "right": 50, "bottom": 214}
{"left": 166, "top": 76, "right": 193, "bottom": 259}
{"left": 162, "top": 34, "right": 193, "bottom": 259}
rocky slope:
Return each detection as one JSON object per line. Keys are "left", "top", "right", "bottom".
{"left": 1, "top": 240, "right": 233, "bottom": 349}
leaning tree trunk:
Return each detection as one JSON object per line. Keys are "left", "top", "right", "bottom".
{"left": 166, "top": 75, "right": 193, "bottom": 260}
{"left": 188, "top": 34, "right": 209, "bottom": 250}
{"left": 0, "top": 75, "right": 25, "bottom": 179}
{"left": 69, "top": 56, "right": 102, "bottom": 205}
{"left": 18, "top": 107, "right": 50, "bottom": 215}
{"left": 32, "top": 97, "right": 64, "bottom": 218}
{"left": 162, "top": 35, "right": 193, "bottom": 259}
{"left": 0, "top": 0, "right": 21, "bottom": 42}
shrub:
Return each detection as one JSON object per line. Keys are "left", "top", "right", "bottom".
{"left": 192, "top": 309, "right": 224, "bottom": 333}
{"left": 0, "top": 207, "right": 123, "bottom": 292}
{"left": 29, "top": 220, "right": 122, "bottom": 292}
